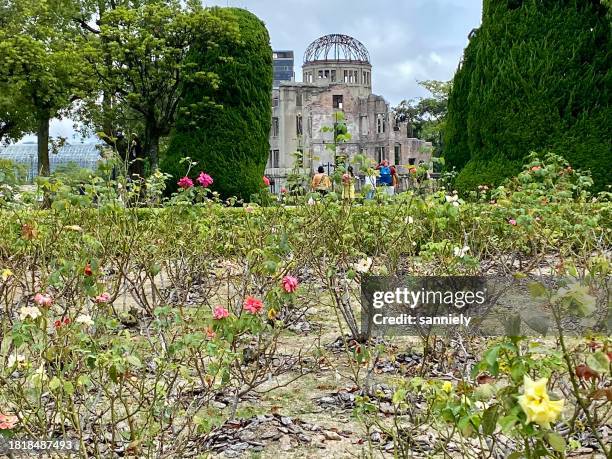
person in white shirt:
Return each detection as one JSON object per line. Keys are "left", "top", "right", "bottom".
{"left": 364, "top": 170, "right": 377, "bottom": 199}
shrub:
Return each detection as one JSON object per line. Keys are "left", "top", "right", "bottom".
{"left": 0, "top": 158, "right": 27, "bottom": 185}
{"left": 445, "top": 0, "right": 611, "bottom": 193}
{"left": 162, "top": 8, "right": 272, "bottom": 200}
{"left": 454, "top": 155, "right": 522, "bottom": 192}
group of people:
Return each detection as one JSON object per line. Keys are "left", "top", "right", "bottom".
{"left": 374, "top": 160, "right": 399, "bottom": 196}
{"left": 310, "top": 159, "right": 400, "bottom": 200}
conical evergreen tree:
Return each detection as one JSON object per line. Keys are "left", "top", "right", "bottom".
{"left": 445, "top": 0, "right": 611, "bottom": 192}
{"left": 162, "top": 8, "right": 272, "bottom": 200}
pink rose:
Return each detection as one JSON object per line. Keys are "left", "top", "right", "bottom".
{"left": 95, "top": 292, "right": 111, "bottom": 304}
{"left": 244, "top": 296, "right": 263, "bottom": 314}
{"left": 197, "top": 172, "right": 213, "bottom": 188}
{"left": 178, "top": 176, "right": 194, "bottom": 189}
{"left": 531, "top": 166, "right": 541, "bottom": 172}
{"left": 281, "top": 187, "right": 287, "bottom": 194}
{"left": 263, "top": 176, "right": 271, "bottom": 186}
{"left": 213, "top": 306, "right": 229, "bottom": 320}
{"left": 281, "top": 275, "right": 299, "bottom": 293}
{"left": 0, "top": 413, "right": 18, "bottom": 430}
{"left": 508, "top": 219, "right": 517, "bottom": 226}
{"left": 34, "top": 293, "right": 53, "bottom": 307}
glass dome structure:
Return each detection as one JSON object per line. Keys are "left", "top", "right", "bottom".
{"left": 0, "top": 144, "right": 103, "bottom": 181}
{"left": 304, "top": 34, "right": 370, "bottom": 64}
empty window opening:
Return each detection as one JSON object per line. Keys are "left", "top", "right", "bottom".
{"left": 271, "top": 149, "right": 280, "bottom": 168}
{"left": 376, "top": 114, "right": 386, "bottom": 134}
{"left": 375, "top": 146, "right": 386, "bottom": 163}
{"left": 272, "top": 117, "right": 279, "bottom": 137}
{"left": 333, "top": 95, "right": 343, "bottom": 109}
{"left": 296, "top": 114, "right": 303, "bottom": 136}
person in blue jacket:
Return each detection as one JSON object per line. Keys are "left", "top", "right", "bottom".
{"left": 378, "top": 160, "right": 392, "bottom": 187}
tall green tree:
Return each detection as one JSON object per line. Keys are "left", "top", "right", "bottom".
{"left": 394, "top": 80, "right": 451, "bottom": 152}
{"left": 0, "top": 88, "right": 33, "bottom": 144}
{"left": 82, "top": 1, "right": 232, "bottom": 171}
{"left": 445, "top": 0, "right": 611, "bottom": 192}
{"left": 162, "top": 8, "right": 273, "bottom": 200}
{"left": 0, "top": 0, "right": 88, "bottom": 175}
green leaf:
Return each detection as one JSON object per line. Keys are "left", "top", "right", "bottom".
{"left": 546, "top": 432, "right": 566, "bottom": 452}
{"left": 126, "top": 355, "right": 142, "bottom": 368}
{"left": 49, "top": 376, "right": 61, "bottom": 391}
{"left": 481, "top": 406, "right": 498, "bottom": 436}
{"left": 484, "top": 345, "right": 501, "bottom": 375}
{"left": 528, "top": 282, "right": 547, "bottom": 298}
{"left": 392, "top": 388, "right": 406, "bottom": 406}
{"left": 499, "top": 414, "right": 518, "bottom": 433}
{"left": 63, "top": 381, "right": 75, "bottom": 395}
{"left": 263, "top": 260, "right": 277, "bottom": 273}
{"left": 586, "top": 352, "right": 610, "bottom": 375}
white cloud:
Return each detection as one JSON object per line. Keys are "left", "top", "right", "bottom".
{"left": 17, "top": 0, "right": 483, "bottom": 142}
{"left": 429, "top": 52, "right": 443, "bottom": 65}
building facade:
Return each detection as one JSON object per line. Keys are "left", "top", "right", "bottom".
{"left": 273, "top": 50, "right": 295, "bottom": 88}
{"left": 266, "top": 34, "right": 432, "bottom": 192}
{"left": 0, "top": 143, "right": 103, "bottom": 182}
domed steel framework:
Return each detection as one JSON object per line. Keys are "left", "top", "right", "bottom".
{"left": 303, "top": 34, "right": 370, "bottom": 64}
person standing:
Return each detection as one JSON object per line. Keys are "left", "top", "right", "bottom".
{"left": 378, "top": 160, "right": 394, "bottom": 196}
{"left": 378, "top": 161, "right": 391, "bottom": 185}
{"left": 390, "top": 165, "right": 399, "bottom": 194}
{"left": 364, "top": 169, "right": 377, "bottom": 200}
{"left": 342, "top": 166, "right": 355, "bottom": 201}
{"left": 311, "top": 166, "right": 332, "bottom": 195}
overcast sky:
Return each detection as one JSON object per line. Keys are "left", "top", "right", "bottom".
{"left": 31, "top": 0, "right": 482, "bottom": 143}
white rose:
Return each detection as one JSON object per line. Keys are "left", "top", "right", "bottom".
{"left": 19, "top": 306, "right": 41, "bottom": 321}
{"left": 76, "top": 314, "right": 95, "bottom": 327}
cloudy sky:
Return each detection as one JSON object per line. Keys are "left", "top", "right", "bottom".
{"left": 35, "top": 0, "right": 482, "bottom": 142}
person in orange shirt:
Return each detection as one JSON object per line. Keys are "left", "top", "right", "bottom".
{"left": 311, "top": 166, "right": 332, "bottom": 195}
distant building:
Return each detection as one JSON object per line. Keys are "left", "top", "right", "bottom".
{"left": 0, "top": 144, "right": 103, "bottom": 181}
{"left": 273, "top": 50, "right": 295, "bottom": 88}
{"left": 267, "top": 34, "right": 432, "bottom": 193}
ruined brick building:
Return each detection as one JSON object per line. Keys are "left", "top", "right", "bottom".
{"left": 266, "top": 34, "right": 432, "bottom": 192}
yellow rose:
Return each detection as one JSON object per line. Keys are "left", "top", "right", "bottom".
{"left": 1, "top": 268, "right": 13, "bottom": 281}
{"left": 518, "top": 376, "right": 564, "bottom": 428}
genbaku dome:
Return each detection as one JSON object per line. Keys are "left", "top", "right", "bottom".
{"left": 267, "top": 34, "right": 433, "bottom": 192}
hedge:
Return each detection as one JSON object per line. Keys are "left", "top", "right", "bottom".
{"left": 445, "top": 0, "right": 611, "bottom": 192}
{"left": 162, "top": 8, "right": 272, "bottom": 200}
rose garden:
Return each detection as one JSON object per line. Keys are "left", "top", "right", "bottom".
{"left": 0, "top": 1, "right": 611, "bottom": 458}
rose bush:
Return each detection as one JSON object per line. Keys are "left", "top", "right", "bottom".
{"left": 0, "top": 154, "right": 609, "bottom": 457}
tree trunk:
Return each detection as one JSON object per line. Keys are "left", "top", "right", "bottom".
{"left": 145, "top": 123, "right": 160, "bottom": 172}
{"left": 37, "top": 115, "right": 50, "bottom": 176}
